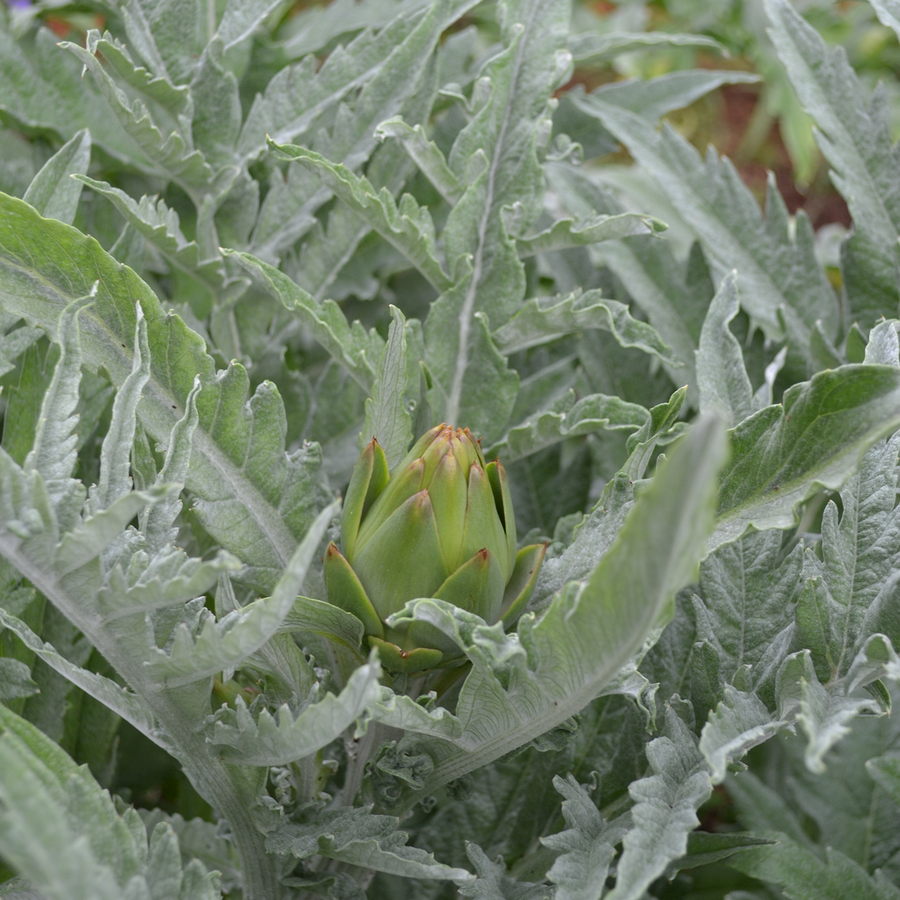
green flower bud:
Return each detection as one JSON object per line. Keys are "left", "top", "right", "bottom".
{"left": 324, "top": 425, "right": 547, "bottom": 673}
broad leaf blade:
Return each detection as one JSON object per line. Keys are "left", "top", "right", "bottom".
{"left": 22, "top": 129, "right": 91, "bottom": 226}
{"left": 712, "top": 364, "right": 900, "bottom": 552}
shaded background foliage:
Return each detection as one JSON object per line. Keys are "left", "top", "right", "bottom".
{"left": 1, "top": 0, "right": 900, "bottom": 898}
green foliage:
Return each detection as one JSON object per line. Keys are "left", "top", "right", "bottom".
{"left": 1, "top": 1, "right": 900, "bottom": 899}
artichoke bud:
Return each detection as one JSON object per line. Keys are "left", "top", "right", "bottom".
{"left": 324, "top": 424, "right": 547, "bottom": 673}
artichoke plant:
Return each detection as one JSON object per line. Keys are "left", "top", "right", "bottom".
{"left": 324, "top": 425, "right": 547, "bottom": 673}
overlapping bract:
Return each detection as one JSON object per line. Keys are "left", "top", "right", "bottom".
{"left": 324, "top": 424, "right": 546, "bottom": 672}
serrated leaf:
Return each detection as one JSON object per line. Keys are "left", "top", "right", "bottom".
{"left": 425, "top": 281, "right": 520, "bottom": 442}
{"left": 190, "top": 39, "right": 241, "bottom": 169}
{"left": 764, "top": 0, "right": 900, "bottom": 326}
{"left": 796, "top": 432, "right": 900, "bottom": 679}
{"left": 584, "top": 96, "right": 838, "bottom": 351}
{"left": 382, "top": 416, "right": 726, "bottom": 801}
{"left": 711, "top": 364, "right": 900, "bottom": 552}
{"left": 61, "top": 35, "right": 216, "bottom": 193}
{"left": 488, "top": 389, "right": 648, "bottom": 462}
{"left": 0, "top": 608, "right": 155, "bottom": 739}
{"left": 24, "top": 292, "right": 94, "bottom": 528}
{"left": 606, "top": 711, "right": 712, "bottom": 900}
{"left": 492, "top": 288, "right": 675, "bottom": 365}
{"left": 372, "top": 687, "right": 464, "bottom": 740}
{"left": 210, "top": 657, "right": 382, "bottom": 765}
{"left": 776, "top": 650, "right": 884, "bottom": 775}
{"left": 145, "top": 502, "right": 337, "bottom": 686}
{"left": 244, "top": 0, "right": 480, "bottom": 264}
{"left": 0, "top": 705, "right": 220, "bottom": 900}
{"left": 516, "top": 212, "right": 664, "bottom": 257}
{"left": 460, "top": 843, "right": 551, "bottom": 900}
{"left": 75, "top": 177, "right": 235, "bottom": 298}
{"left": 0, "top": 657, "right": 39, "bottom": 701}
{"left": 267, "top": 803, "right": 474, "bottom": 882}
{"left": 361, "top": 305, "right": 413, "bottom": 470}
{"left": 375, "top": 116, "right": 462, "bottom": 204}
{"left": 432, "top": 0, "right": 570, "bottom": 428}
{"left": 140, "top": 377, "right": 199, "bottom": 554}
{"left": 0, "top": 312, "right": 41, "bottom": 381}
{"left": 700, "top": 686, "right": 784, "bottom": 784}
{"left": 542, "top": 775, "right": 626, "bottom": 900}
{"left": 570, "top": 69, "right": 759, "bottom": 126}
{"left": 125, "top": 0, "right": 203, "bottom": 86}
{"left": 239, "top": 17, "right": 419, "bottom": 163}
{"left": 22, "top": 129, "right": 91, "bottom": 226}
{"left": 83, "top": 24, "right": 190, "bottom": 114}
{"left": 0, "top": 195, "right": 329, "bottom": 592}
{"left": 216, "top": 0, "right": 282, "bottom": 50}
{"left": 271, "top": 142, "right": 452, "bottom": 292}
{"left": 0, "top": 27, "right": 140, "bottom": 165}
{"left": 96, "top": 307, "right": 151, "bottom": 510}
{"left": 535, "top": 390, "right": 686, "bottom": 606}
{"left": 545, "top": 163, "right": 711, "bottom": 403}
{"left": 100, "top": 550, "right": 238, "bottom": 620}
{"left": 55, "top": 490, "right": 166, "bottom": 576}
{"left": 692, "top": 529, "right": 800, "bottom": 699}
{"left": 225, "top": 249, "right": 382, "bottom": 392}
{"left": 670, "top": 831, "right": 776, "bottom": 873}
{"left": 569, "top": 31, "right": 727, "bottom": 66}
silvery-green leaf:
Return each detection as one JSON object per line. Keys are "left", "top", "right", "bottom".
{"left": 572, "top": 69, "right": 759, "bottom": 126}
{"left": 270, "top": 142, "right": 451, "bottom": 292}
{"left": 569, "top": 31, "right": 727, "bottom": 66}
{"left": 0, "top": 196, "right": 332, "bottom": 593}
{"left": 583, "top": 97, "right": 838, "bottom": 352}
{"left": 605, "top": 711, "right": 712, "bottom": 900}
{"left": 96, "top": 308, "right": 151, "bottom": 511}
{"left": 492, "top": 288, "right": 676, "bottom": 364}
{"left": 542, "top": 775, "right": 626, "bottom": 900}
{"left": 209, "top": 657, "right": 381, "bottom": 765}
{"left": 429, "top": 0, "right": 571, "bottom": 429}
{"left": 361, "top": 306, "right": 413, "bottom": 470}
{"left": 729, "top": 835, "right": 900, "bottom": 900}
{"left": 0, "top": 311, "right": 41, "bottom": 381}
{"left": 776, "top": 650, "right": 884, "bottom": 775}
{"left": 700, "top": 686, "right": 784, "bottom": 784}
{"left": 144, "top": 502, "right": 337, "bottom": 685}
{"left": 764, "top": 0, "right": 900, "bottom": 326}
{"left": 697, "top": 272, "right": 753, "bottom": 426}
{"left": 0, "top": 705, "right": 220, "bottom": 900}
{"left": 225, "top": 249, "right": 382, "bottom": 392}
{"left": 61, "top": 35, "right": 215, "bottom": 192}
{"left": 266, "top": 803, "right": 474, "bottom": 882}
{"left": 0, "top": 609, "right": 155, "bottom": 739}
{"left": 712, "top": 365, "right": 900, "bottom": 552}
{"left": 75, "top": 177, "right": 236, "bottom": 298}
{"left": 0, "top": 28, "right": 140, "bottom": 164}
{"left": 375, "top": 116, "right": 462, "bottom": 204}
{"left": 516, "top": 212, "right": 664, "bottom": 257}
{"left": 22, "top": 129, "right": 91, "bottom": 226}
{"left": 488, "top": 390, "right": 648, "bottom": 462}
{"left": 0, "top": 658, "right": 39, "bottom": 701}
{"left": 216, "top": 0, "right": 283, "bottom": 50}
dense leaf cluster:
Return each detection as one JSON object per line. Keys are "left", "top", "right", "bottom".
{"left": 1, "top": 0, "right": 900, "bottom": 898}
